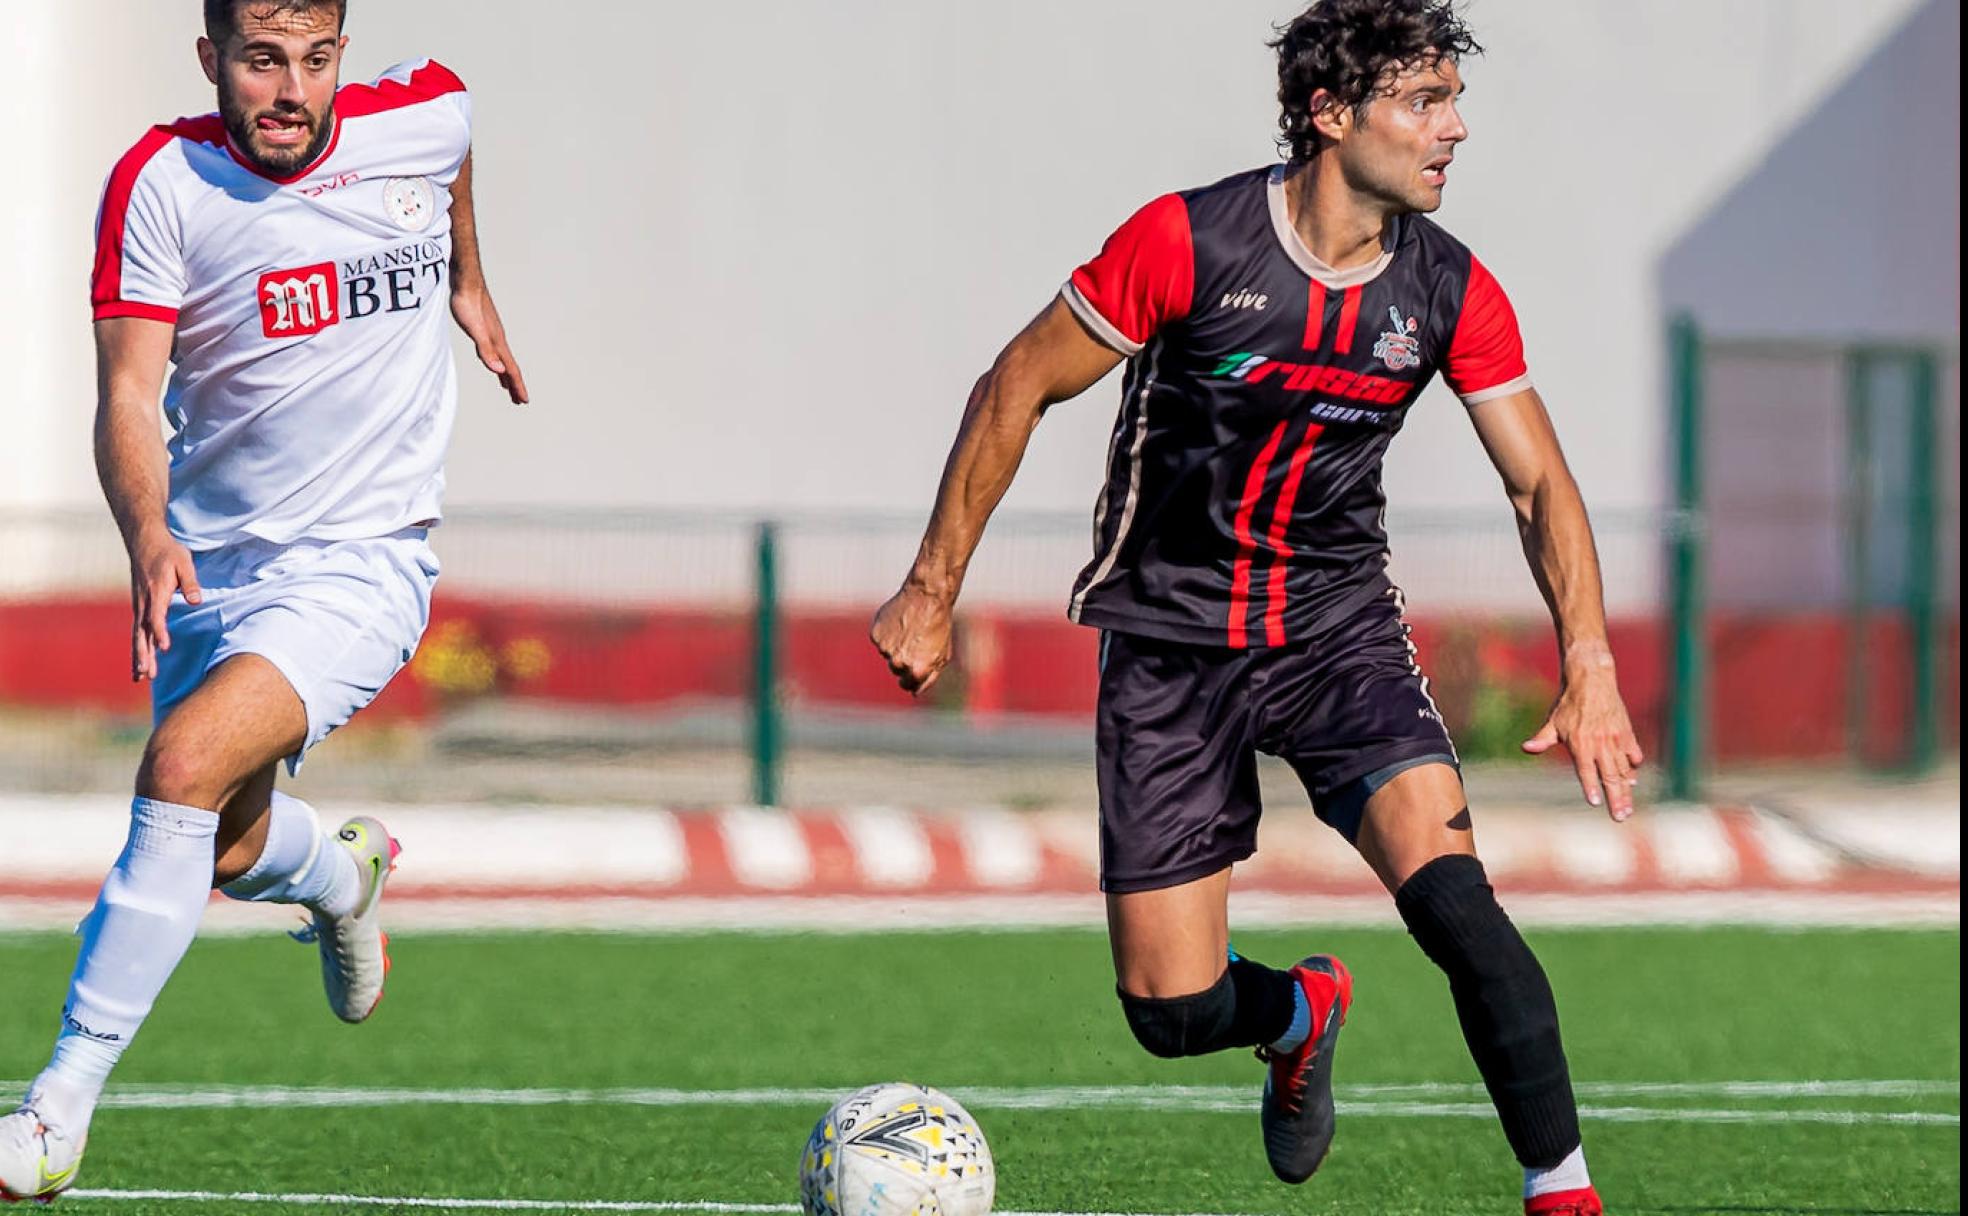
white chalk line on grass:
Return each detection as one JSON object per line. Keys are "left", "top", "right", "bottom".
{"left": 64, "top": 1194, "right": 1256, "bottom": 1216}
{"left": 27, "top": 1079, "right": 1956, "bottom": 1106}
{"left": 67, "top": 1197, "right": 793, "bottom": 1215}
{"left": 12, "top": 1080, "right": 1953, "bottom": 1127}
{"left": 1, "top": 889, "right": 1959, "bottom": 934}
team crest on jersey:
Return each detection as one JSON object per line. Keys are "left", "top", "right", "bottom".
{"left": 1373, "top": 307, "right": 1421, "bottom": 371}
{"left": 383, "top": 176, "right": 437, "bottom": 232}
{"left": 258, "top": 262, "right": 340, "bottom": 338}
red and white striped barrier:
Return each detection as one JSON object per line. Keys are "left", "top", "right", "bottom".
{"left": 0, "top": 795, "right": 1955, "bottom": 930}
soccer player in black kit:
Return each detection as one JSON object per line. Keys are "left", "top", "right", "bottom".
{"left": 872, "top": 2, "right": 1643, "bottom": 1212}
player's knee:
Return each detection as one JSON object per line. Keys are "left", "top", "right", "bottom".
{"left": 1117, "top": 969, "right": 1236, "bottom": 1059}
{"left": 1393, "top": 853, "right": 1541, "bottom": 986}
{"left": 136, "top": 737, "right": 229, "bottom": 811}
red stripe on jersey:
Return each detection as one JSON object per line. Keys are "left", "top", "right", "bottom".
{"left": 1333, "top": 285, "right": 1363, "bottom": 353}
{"left": 1302, "top": 280, "right": 1327, "bottom": 350}
{"left": 92, "top": 126, "right": 179, "bottom": 320}
{"left": 165, "top": 115, "right": 228, "bottom": 145}
{"left": 336, "top": 60, "right": 468, "bottom": 118}
{"left": 1260, "top": 422, "right": 1326, "bottom": 646}
{"left": 1227, "top": 419, "right": 1292, "bottom": 649}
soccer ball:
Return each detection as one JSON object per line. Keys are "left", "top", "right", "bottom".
{"left": 799, "top": 1082, "right": 995, "bottom": 1216}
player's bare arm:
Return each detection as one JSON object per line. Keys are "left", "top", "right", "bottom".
{"left": 1468, "top": 387, "right": 1644, "bottom": 819}
{"left": 871, "top": 300, "right": 1121, "bottom": 695}
{"left": 448, "top": 152, "right": 528, "bottom": 405}
{"left": 94, "top": 316, "right": 202, "bottom": 683}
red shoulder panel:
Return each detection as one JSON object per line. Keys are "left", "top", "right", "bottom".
{"left": 92, "top": 125, "right": 184, "bottom": 321}
{"left": 1444, "top": 254, "right": 1528, "bottom": 400}
{"left": 1067, "top": 193, "right": 1195, "bottom": 351}
{"left": 337, "top": 60, "right": 467, "bottom": 118}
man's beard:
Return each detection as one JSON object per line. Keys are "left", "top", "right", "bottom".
{"left": 1339, "top": 152, "right": 1437, "bottom": 218}
{"left": 218, "top": 78, "right": 335, "bottom": 177}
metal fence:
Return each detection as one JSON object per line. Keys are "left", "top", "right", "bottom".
{"left": 0, "top": 506, "right": 1672, "bottom": 804}
{"left": 1666, "top": 322, "right": 1960, "bottom": 795}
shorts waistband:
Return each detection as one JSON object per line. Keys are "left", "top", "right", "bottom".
{"left": 189, "top": 527, "right": 431, "bottom": 588}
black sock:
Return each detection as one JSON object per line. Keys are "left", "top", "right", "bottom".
{"left": 1395, "top": 854, "right": 1581, "bottom": 1168}
{"left": 1117, "top": 958, "right": 1298, "bottom": 1058}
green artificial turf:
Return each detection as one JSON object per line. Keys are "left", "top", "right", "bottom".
{"left": 0, "top": 926, "right": 1956, "bottom": 1215}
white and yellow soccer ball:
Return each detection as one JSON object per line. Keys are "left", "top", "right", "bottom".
{"left": 799, "top": 1082, "right": 995, "bottom": 1216}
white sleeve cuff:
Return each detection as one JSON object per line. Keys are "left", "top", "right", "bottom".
{"left": 1459, "top": 373, "right": 1533, "bottom": 407}
{"left": 1060, "top": 283, "right": 1143, "bottom": 357}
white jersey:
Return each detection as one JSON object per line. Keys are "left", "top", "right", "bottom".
{"left": 92, "top": 60, "right": 472, "bottom": 551}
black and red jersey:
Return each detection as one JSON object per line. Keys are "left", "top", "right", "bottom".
{"left": 1061, "top": 165, "right": 1531, "bottom": 648}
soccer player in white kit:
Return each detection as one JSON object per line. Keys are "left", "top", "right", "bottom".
{"left": 0, "top": 0, "right": 527, "bottom": 1201}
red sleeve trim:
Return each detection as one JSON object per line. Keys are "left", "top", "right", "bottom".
{"left": 337, "top": 60, "right": 468, "bottom": 119}
{"left": 1444, "top": 254, "right": 1530, "bottom": 404}
{"left": 1065, "top": 194, "right": 1194, "bottom": 355}
{"left": 93, "top": 302, "right": 180, "bottom": 323}
{"left": 91, "top": 126, "right": 179, "bottom": 316}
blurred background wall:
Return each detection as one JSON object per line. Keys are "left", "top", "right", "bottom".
{"left": 0, "top": 0, "right": 1944, "bottom": 517}
{"left": 0, "top": 0, "right": 1956, "bottom": 806}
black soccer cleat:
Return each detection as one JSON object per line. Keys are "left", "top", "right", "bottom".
{"left": 1256, "top": 954, "right": 1353, "bottom": 1183}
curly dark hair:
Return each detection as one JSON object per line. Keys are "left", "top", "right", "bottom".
{"left": 203, "top": 0, "right": 346, "bottom": 43}
{"left": 1270, "top": 0, "right": 1480, "bottom": 162}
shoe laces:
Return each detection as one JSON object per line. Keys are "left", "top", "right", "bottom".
{"left": 290, "top": 913, "right": 359, "bottom": 972}
{"left": 2, "top": 1108, "right": 38, "bottom": 1143}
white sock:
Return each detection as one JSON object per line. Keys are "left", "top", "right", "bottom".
{"left": 219, "top": 792, "right": 359, "bottom": 918}
{"left": 1269, "top": 978, "right": 1312, "bottom": 1053}
{"left": 1524, "top": 1144, "right": 1591, "bottom": 1198}
{"left": 30, "top": 797, "right": 218, "bottom": 1134}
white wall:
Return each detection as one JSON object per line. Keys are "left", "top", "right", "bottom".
{"left": 0, "top": 0, "right": 1926, "bottom": 533}
{"left": 0, "top": 3, "right": 75, "bottom": 510}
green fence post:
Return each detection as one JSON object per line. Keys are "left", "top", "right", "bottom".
{"left": 752, "top": 520, "right": 782, "bottom": 807}
{"left": 1844, "top": 351, "right": 1875, "bottom": 765}
{"left": 1666, "top": 316, "right": 1706, "bottom": 802}
{"left": 1905, "top": 350, "right": 1940, "bottom": 772}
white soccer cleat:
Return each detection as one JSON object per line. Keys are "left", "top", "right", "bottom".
{"left": 293, "top": 816, "right": 401, "bottom": 1024}
{"left": 0, "top": 1106, "right": 85, "bottom": 1204}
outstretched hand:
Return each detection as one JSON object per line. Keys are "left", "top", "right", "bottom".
{"left": 1522, "top": 649, "right": 1645, "bottom": 821}
{"left": 452, "top": 284, "right": 529, "bottom": 405}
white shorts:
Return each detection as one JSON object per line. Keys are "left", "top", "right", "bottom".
{"left": 153, "top": 528, "right": 440, "bottom": 774}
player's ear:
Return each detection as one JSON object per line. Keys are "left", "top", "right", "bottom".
{"left": 197, "top": 37, "right": 221, "bottom": 86}
{"left": 1308, "top": 88, "right": 1350, "bottom": 145}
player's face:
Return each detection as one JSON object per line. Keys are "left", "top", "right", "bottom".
{"left": 198, "top": 5, "right": 347, "bottom": 177}
{"left": 1336, "top": 56, "right": 1469, "bottom": 215}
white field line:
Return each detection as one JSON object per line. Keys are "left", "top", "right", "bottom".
{"left": 1358, "top": 1104, "right": 1958, "bottom": 1126}
{"left": 66, "top": 1197, "right": 794, "bottom": 1215}
{"left": 13, "top": 1080, "right": 1953, "bottom": 1124}
{"left": 65, "top": 1194, "right": 1264, "bottom": 1216}
{"left": 2, "top": 890, "right": 1960, "bottom": 935}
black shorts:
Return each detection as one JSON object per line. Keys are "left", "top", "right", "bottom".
{"left": 1094, "top": 594, "right": 1459, "bottom": 893}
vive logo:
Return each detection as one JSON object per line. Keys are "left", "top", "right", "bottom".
{"left": 1219, "top": 288, "right": 1269, "bottom": 312}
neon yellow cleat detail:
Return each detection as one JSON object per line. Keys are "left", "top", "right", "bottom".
{"left": 0, "top": 1107, "right": 85, "bottom": 1204}
{"left": 291, "top": 816, "right": 402, "bottom": 1023}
